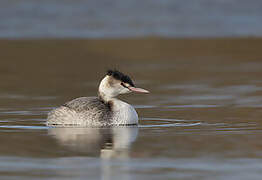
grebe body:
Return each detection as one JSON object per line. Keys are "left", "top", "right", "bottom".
{"left": 47, "top": 70, "right": 149, "bottom": 127}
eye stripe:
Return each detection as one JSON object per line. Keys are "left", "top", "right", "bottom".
{"left": 121, "top": 82, "right": 128, "bottom": 88}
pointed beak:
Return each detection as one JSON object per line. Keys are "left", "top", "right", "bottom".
{"left": 128, "top": 86, "right": 150, "bottom": 93}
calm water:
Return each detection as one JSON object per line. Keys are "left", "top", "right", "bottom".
{"left": 0, "top": 38, "right": 262, "bottom": 179}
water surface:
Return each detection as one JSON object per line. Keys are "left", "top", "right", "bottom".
{"left": 0, "top": 38, "right": 262, "bottom": 179}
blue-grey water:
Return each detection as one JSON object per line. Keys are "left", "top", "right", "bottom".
{"left": 1, "top": 0, "right": 262, "bottom": 38}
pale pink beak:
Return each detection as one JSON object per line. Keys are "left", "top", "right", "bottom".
{"left": 128, "top": 86, "right": 150, "bottom": 93}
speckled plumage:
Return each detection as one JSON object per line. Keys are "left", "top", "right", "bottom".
{"left": 47, "top": 96, "right": 138, "bottom": 127}
{"left": 47, "top": 97, "right": 113, "bottom": 126}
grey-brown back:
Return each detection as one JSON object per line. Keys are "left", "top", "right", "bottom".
{"left": 47, "top": 97, "right": 113, "bottom": 126}
{"left": 63, "top": 97, "right": 109, "bottom": 111}
{"left": 63, "top": 97, "right": 112, "bottom": 122}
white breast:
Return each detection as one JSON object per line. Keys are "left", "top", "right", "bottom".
{"left": 111, "top": 99, "right": 138, "bottom": 125}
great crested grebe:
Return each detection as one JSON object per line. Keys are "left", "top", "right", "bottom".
{"left": 47, "top": 70, "right": 149, "bottom": 127}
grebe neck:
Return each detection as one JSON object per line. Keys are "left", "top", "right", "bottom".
{"left": 98, "top": 91, "right": 116, "bottom": 104}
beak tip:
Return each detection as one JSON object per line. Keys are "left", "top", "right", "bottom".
{"left": 129, "top": 87, "right": 150, "bottom": 93}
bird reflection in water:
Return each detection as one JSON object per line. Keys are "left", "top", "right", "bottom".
{"left": 48, "top": 126, "right": 138, "bottom": 158}
{"left": 48, "top": 126, "right": 138, "bottom": 179}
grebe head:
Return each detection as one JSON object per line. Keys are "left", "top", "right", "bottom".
{"left": 98, "top": 70, "right": 149, "bottom": 101}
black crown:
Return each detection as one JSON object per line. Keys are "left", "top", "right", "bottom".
{"left": 107, "top": 70, "right": 135, "bottom": 87}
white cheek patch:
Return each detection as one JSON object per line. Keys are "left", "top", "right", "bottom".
{"left": 119, "top": 86, "right": 131, "bottom": 94}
